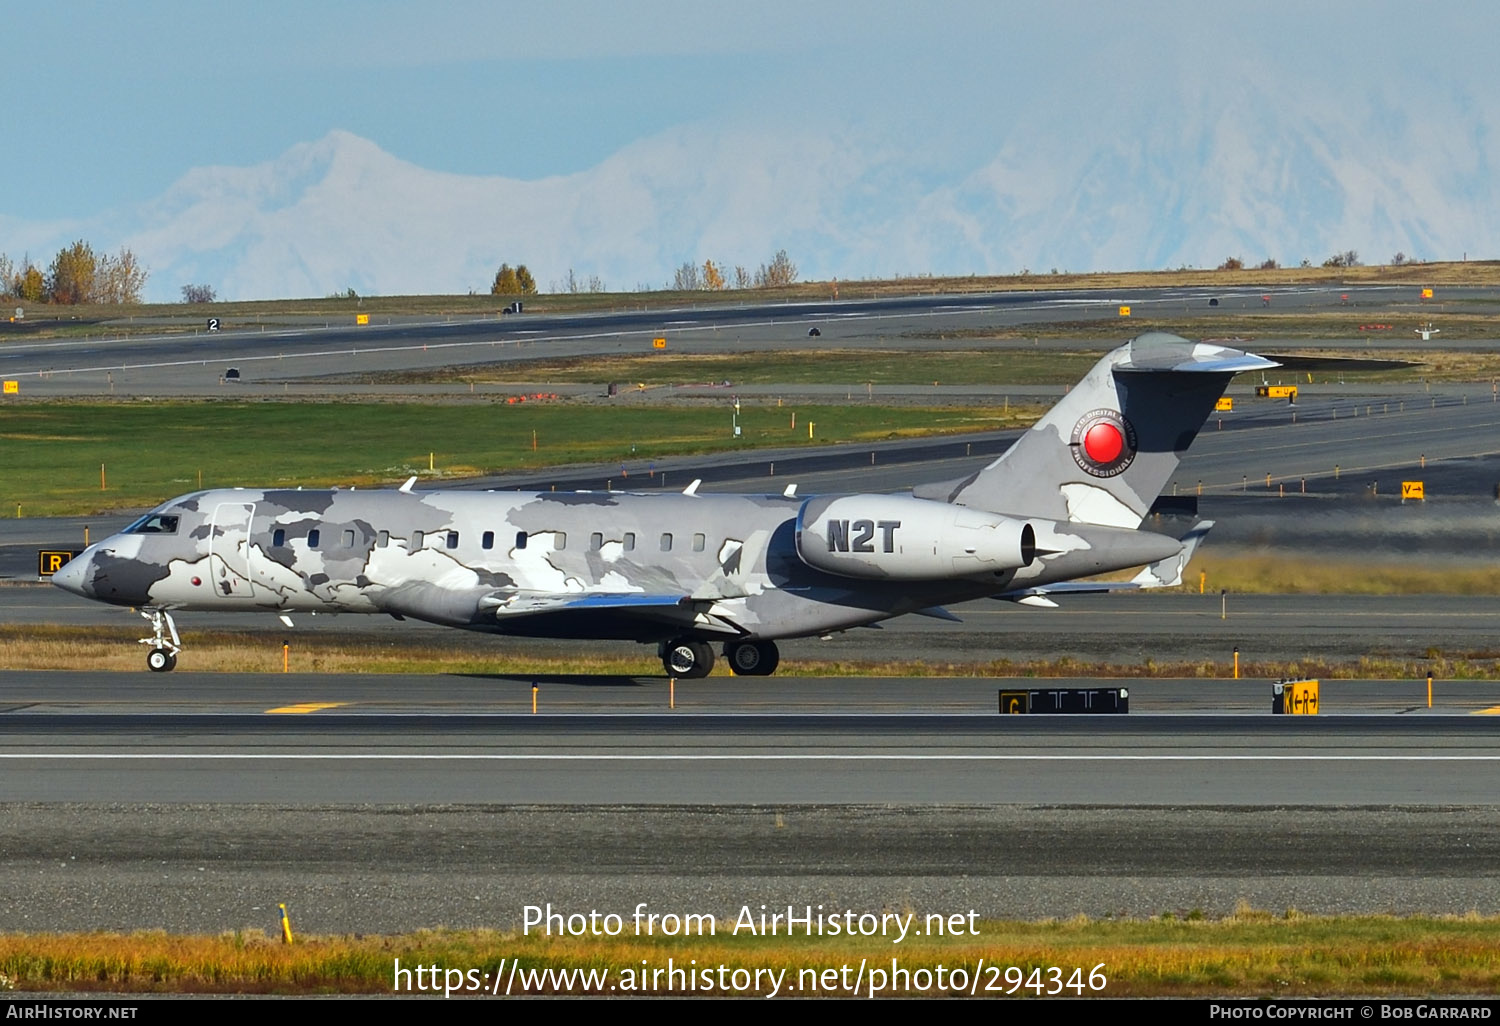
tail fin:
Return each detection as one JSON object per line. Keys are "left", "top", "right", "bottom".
{"left": 914, "top": 333, "right": 1275, "bottom": 528}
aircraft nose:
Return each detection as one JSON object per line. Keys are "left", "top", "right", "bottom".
{"left": 50, "top": 552, "right": 91, "bottom": 597}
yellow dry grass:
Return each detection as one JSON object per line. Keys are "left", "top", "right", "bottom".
{"left": 3, "top": 912, "right": 1499, "bottom": 996}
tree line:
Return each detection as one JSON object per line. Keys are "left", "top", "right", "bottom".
{"left": 0, "top": 240, "right": 148, "bottom": 305}
{"left": 671, "top": 250, "right": 797, "bottom": 291}
{"left": 489, "top": 249, "right": 799, "bottom": 297}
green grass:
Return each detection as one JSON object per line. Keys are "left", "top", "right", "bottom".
{"left": 0, "top": 400, "right": 1029, "bottom": 516}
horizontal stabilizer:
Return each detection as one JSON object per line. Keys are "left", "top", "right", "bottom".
{"left": 1113, "top": 337, "right": 1279, "bottom": 374}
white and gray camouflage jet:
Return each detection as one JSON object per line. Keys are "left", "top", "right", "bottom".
{"left": 52, "top": 332, "right": 1273, "bottom": 677}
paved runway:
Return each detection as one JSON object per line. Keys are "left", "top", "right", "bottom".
{"left": 2, "top": 672, "right": 1499, "bottom": 932}
{"left": 5, "top": 803, "right": 1496, "bottom": 933}
{"left": 3, "top": 677, "right": 1499, "bottom": 805}
{"left": 0, "top": 283, "right": 1474, "bottom": 395}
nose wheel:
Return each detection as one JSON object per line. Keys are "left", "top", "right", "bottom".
{"left": 146, "top": 647, "right": 178, "bottom": 672}
{"left": 139, "top": 609, "right": 182, "bottom": 672}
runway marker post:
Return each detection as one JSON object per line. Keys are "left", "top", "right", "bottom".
{"left": 280, "top": 904, "right": 294, "bottom": 944}
{"left": 282, "top": 641, "right": 289, "bottom": 674}
{"left": 532, "top": 683, "right": 538, "bottom": 714}
{"left": 1428, "top": 673, "right": 1433, "bottom": 709}
{"left": 1233, "top": 646, "right": 1239, "bottom": 680}
{"left": 670, "top": 677, "right": 676, "bottom": 710}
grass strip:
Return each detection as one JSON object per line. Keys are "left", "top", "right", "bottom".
{"left": 2, "top": 258, "right": 1494, "bottom": 330}
{"left": 2, "top": 913, "right": 1499, "bottom": 996}
{"left": 3, "top": 625, "right": 1497, "bottom": 680}
{"left": 354, "top": 349, "right": 1107, "bottom": 387}
{"left": 912, "top": 311, "right": 1500, "bottom": 344}
{"left": 0, "top": 401, "right": 1024, "bottom": 516}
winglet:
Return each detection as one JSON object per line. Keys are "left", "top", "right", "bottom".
{"left": 683, "top": 479, "right": 701, "bottom": 496}
{"left": 399, "top": 476, "right": 417, "bottom": 493}
{"left": 782, "top": 484, "right": 798, "bottom": 497}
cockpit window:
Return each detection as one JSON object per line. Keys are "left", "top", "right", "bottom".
{"left": 122, "top": 514, "right": 180, "bottom": 535}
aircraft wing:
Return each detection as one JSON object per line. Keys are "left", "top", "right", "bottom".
{"left": 480, "top": 591, "right": 700, "bottom": 619}
{"left": 474, "top": 590, "right": 750, "bottom": 637}
{"left": 995, "top": 521, "right": 1214, "bottom": 607}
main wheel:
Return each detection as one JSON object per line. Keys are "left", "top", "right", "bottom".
{"left": 146, "top": 648, "right": 175, "bottom": 672}
{"left": 725, "top": 640, "right": 780, "bottom": 676}
{"left": 662, "top": 638, "right": 714, "bottom": 679}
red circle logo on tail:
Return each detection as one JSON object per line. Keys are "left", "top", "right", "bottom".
{"left": 1070, "top": 409, "right": 1136, "bottom": 477}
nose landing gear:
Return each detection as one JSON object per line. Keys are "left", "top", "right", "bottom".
{"left": 140, "top": 609, "right": 181, "bottom": 672}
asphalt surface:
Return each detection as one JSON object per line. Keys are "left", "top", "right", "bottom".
{"left": 6, "top": 803, "right": 1498, "bottom": 933}
{"left": 0, "top": 282, "right": 1480, "bottom": 395}
{"left": 2, "top": 673, "right": 1499, "bottom": 931}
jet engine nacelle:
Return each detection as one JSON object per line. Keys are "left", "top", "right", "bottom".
{"left": 795, "top": 494, "right": 1037, "bottom": 579}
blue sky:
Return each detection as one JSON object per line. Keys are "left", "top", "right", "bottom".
{"left": 5, "top": 3, "right": 1499, "bottom": 299}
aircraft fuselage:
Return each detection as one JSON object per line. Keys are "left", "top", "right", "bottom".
{"left": 52, "top": 485, "right": 1172, "bottom": 643}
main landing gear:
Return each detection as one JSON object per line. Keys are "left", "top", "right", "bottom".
{"left": 658, "top": 638, "right": 781, "bottom": 678}
{"left": 661, "top": 638, "right": 715, "bottom": 679}
{"left": 724, "top": 640, "right": 779, "bottom": 677}
{"left": 139, "top": 608, "right": 181, "bottom": 672}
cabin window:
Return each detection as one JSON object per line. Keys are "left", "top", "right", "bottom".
{"left": 554, "top": 532, "right": 566, "bottom": 550}
{"left": 660, "top": 533, "right": 672, "bottom": 551}
{"left": 590, "top": 532, "right": 603, "bottom": 551}
{"left": 342, "top": 529, "right": 355, "bottom": 548}
{"left": 308, "top": 528, "right": 321, "bottom": 548}
{"left": 446, "top": 531, "right": 459, "bottom": 549}
{"left": 623, "top": 532, "right": 635, "bottom": 551}
{"left": 482, "top": 531, "right": 495, "bottom": 550}
{"left": 377, "top": 530, "right": 389, "bottom": 548}
{"left": 512, "top": 531, "right": 525, "bottom": 550}
{"left": 693, "top": 533, "right": 706, "bottom": 552}
{"left": 412, "top": 530, "right": 424, "bottom": 548}
{"left": 272, "top": 528, "right": 286, "bottom": 547}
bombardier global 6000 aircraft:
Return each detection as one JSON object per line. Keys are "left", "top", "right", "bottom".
{"left": 52, "top": 332, "right": 1272, "bottom": 677}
